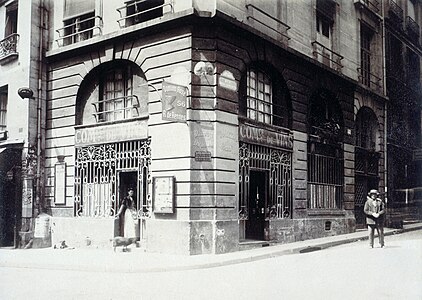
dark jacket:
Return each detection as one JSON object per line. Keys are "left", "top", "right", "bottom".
{"left": 364, "top": 196, "right": 385, "bottom": 225}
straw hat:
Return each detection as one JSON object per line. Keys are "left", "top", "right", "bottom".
{"left": 368, "top": 189, "right": 379, "bottom": 195}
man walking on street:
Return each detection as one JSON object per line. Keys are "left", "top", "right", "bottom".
{"left": 364, "top": 189, "right": 386, "bottom": 248}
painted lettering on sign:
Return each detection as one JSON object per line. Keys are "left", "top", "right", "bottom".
{"left": 75, "top": 120, "right": 148, "bottom": 147}
{"left": 162, "top": 81, "right": 187, "bottom": 122}
{"left": 239, "top": 124, "right": 293, "bottom": 150}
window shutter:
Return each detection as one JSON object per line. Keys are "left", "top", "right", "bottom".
{"left": 63, "top": 0, "right": 95, "bottom": 20}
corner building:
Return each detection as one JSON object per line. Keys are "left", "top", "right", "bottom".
{"left": 45, "top": 0, "right": 391, "bottom": 254}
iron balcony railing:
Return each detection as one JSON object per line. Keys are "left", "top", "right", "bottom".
{"left": 116, "top": 0, "right": 174, "bottom": 28}
{"left": 406, "top": 16, "right": 420, "bottom": 37}
{"left": 245, "top": 4, "right": 291, "bottom": 41}
{"left": 0, "top": 33, "right": 19, "bottom": 61}
{"left": 311, "top": 41, "right": 344, "bottom": 71}
{"left": 354, "top": 0, "right": 381, "bottom": 15}
{"left": 357, "top": 68, "right": 382, "bottom": 92}
{"left": 55, "top": 15, "right": 103, "bottom": 46}
{"left": 388, "top": 0, "right": 404, "bottom": 23}
{"left": 91, "top": 95, "right": 140, "bottom": 123}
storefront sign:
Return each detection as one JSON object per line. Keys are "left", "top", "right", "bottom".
{"left": 153, "top": 176, "right": 175, "bottom": 214}
{"left": 75, "top": 120, "right": 147, "bottom": 147}
{"left": 239, "top": 123, "right": 293, "bottom": 150}
{"left": 162, "top": 81, "right": 187, "bottom": 122}
{"left": 54, "top": 163, "right": 66, "bottom": 205}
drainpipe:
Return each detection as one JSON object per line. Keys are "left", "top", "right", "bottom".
{"left": 381, "top": 0, "right": 389, "bottom": 216}
{"left": 36, "top": 0, "right": 45, "bottom": 215}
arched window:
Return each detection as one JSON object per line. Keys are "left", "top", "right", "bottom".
{"left": 240, "top": 65, "right": 291, "bottom": 128}
{"left": 76, "top": 60, "right": 148, "bottom": 125}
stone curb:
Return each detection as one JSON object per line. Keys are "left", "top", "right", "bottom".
{"left": 1, "top": 224, "right": 421, "bottom": 273}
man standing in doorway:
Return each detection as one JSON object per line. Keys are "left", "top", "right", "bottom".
{"left": 364, "top": 189, "right": 386, "bottom": 248}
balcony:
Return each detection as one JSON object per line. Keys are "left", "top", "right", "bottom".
{"left": 354, "top": 0, "right": 381, "bottom": 16}
{"left": 387, "top": 0, "right": 404, "bottom": 24}
{"left": 406, "top": 16, "right": 420, "bottom": 39}
{"left": 116, "top": 0, "right": 174, "bottom": 28}
{"left": 358, "top": 68, "right": 382, "bottom": 93}
{"left": 312, "top": 41, "right": 343, "bottom": 72}
{"left": 0, "top": 33, "right": 19, "bottom": 64}
{"left": 245, "top": 4, "right": 290, "bottom": 43}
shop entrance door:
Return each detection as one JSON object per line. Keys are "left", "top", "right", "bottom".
{"left": 246, "top": 170, "right": 268, "bottom": 240}
{"left": 116, "top": 171, "right": 138, "bottom": 237}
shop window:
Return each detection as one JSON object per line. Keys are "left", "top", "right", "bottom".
{"left": 74, "top": 140, "right": 151, "bottom": 218}
{"left": 240, "top": 65, "right": 290, "bottom": 128}
{"left": 308, "top": 90, "right": 344, "bottom": 209}
{"left": 0, "top": 87, "right": 7, "bottom": 132}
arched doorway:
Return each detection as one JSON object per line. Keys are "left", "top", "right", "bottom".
{"left": 307, "top": 89, "right": 344, "bottom": 210}
{"left": 355, "top": 107, "right": 380, "bottom": 228}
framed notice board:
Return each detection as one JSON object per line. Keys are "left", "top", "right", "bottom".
{"left": 153, "top": 176, "right": 175, "bottom": 213}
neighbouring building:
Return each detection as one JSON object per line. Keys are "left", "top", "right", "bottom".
{"left": 1, "top": 0, "right": 420, "bottom": 254}
{"left": 0, "top": 0, "right": 47, "bottom": 247}
{"left": 384, "top": 0, "right": 422, "bottom": 225}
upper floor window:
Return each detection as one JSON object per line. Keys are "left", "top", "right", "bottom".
{"left": 117, "top": 0, "right": 166, "bottom": 28}
{"left": 356, "top": 107, "right": 378, "bottom": 150}
{"left": 4, "top": 1, "right": 18, "bottom": 37}
{"left": 58, "top": 0, "right": 100, "bottom": 46}
{"left": 406, "top": 48, "right": 420, "bottom": 85}
{"left": 313, "top": 0, "right": 343, "bottom": 71}
{"left": 0, "top": 87, "right": 7, "bottom": 132}
{"left": 1, "top": 2, "right": 19, "bottom": 62}
{"left": 360, "top": 24, "right": 376, "bottom": 88}
{"left": 316, "top": 0, "right": 335, "bottom": 46}
{"left": 241, "top": 66, "right": 291, "bottom": 128}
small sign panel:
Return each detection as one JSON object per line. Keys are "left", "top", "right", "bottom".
{"left": 195, "top": 151, "right": 212, "bottom": 162}
{"left": 153, "top": 176, "right": 175, "bottom": 213}
{"left": 162, "top": 81, "right": 187, "bottom": 122}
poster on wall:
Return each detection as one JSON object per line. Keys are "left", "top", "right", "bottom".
{"left": 54, "top": 163, "right": 66, "bottom": 205}
{"left": 153, "top": 176, "right": 175, "bottom": 213}
{"left": 161, "top": 81, "right": 187, "bottom": 122}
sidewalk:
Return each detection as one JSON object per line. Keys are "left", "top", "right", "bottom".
{"left": 1, "top": 223, "right": 421, "bottom": 273}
